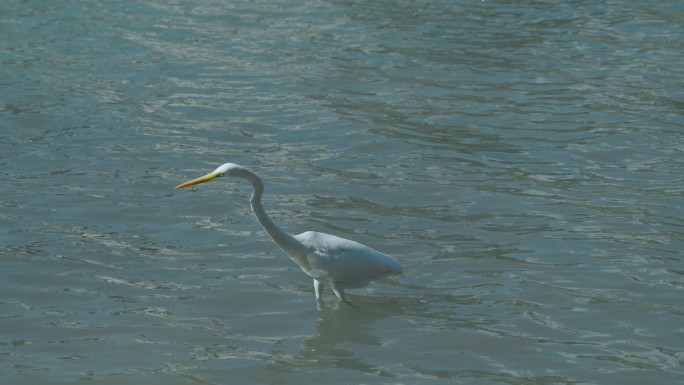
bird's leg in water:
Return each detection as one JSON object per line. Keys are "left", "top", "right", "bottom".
{"left": 330, "top": 281, "right": 357, "bottom": 306}
{"left": 330, "top": 281, "right": 346, "bottom": 301}
{"left": 314, "top": 279, "right": 324, "bottom": 300}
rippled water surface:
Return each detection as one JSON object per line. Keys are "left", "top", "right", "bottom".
{"left": 2, "top": 1, "right": 683, "bottom": 384}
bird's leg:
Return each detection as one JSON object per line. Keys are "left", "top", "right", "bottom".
{"left": 330, "top": 281, "right": 345, "bottom": 301}
{"left": 314, "top": 279, "right": 324, "bottom": 301}
{"left": 330, "top": 281, "right": 356, "bottom": 306}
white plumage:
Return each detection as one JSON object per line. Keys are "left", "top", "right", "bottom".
{"left": 176, "top": 163, "right": 402, "bottom": 305}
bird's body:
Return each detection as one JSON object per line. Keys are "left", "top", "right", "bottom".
{"left": 294, "top": 231, "right": 402, "bottom": 301}
{"left": 176, "top": 163, "right": 402, "bottom": 304}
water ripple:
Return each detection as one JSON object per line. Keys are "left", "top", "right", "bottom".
{"left": 2, "top": 0, "right": 683, "bottom": 384}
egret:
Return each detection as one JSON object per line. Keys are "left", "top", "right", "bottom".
{"left": 175, "top": 163, "right": 402, "bottom": 305}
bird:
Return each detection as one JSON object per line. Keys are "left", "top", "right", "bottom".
{"left": 175, "top": 163, "right": 402, "bottom": 305}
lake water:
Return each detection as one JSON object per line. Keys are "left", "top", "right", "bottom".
{"left": 1, "top": 1, "right": 683, "bottom": 384}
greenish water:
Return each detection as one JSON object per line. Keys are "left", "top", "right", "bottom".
{"left": 1, "top": 1, "right": 683, "bottom": 384}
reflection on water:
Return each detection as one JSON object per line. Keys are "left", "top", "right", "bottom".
{"left": 303, "top": 304, "right": 391, "bottom": 372}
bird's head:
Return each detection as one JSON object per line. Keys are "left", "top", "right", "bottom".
{"left": 175, "top": 163, "right": 245, "bottom": 189}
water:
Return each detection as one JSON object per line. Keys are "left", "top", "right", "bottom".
{"left": 2, "top": 0, "right": 683, "bottom": 384}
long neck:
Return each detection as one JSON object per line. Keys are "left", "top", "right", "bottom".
{"left": 238, "top": 169, "right": 307, "bottom": 258}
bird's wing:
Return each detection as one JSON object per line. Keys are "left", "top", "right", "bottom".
{"left": 295, "top": 231, "right": 402, "bottom": 282}
{"left": 303, "top": 233, "right": 400, "bottom": 286}
{"left": 306, "top": 249, "right": 373, "bottom": 286}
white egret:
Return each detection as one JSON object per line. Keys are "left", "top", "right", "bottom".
{"left": 175, "top": 163, "right": 402, "bottom": 305}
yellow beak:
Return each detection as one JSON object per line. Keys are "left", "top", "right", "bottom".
{"left": 175, "top": 172, "right": 219, "bottom": 189}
